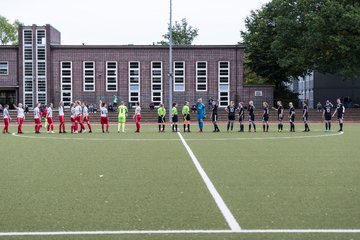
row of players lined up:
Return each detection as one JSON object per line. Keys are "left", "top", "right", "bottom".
{"left": 2, "top": 97, "right": 345, "bottom": 134}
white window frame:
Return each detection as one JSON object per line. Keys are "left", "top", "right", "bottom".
{"left": 36, "top": 29, "right": 47, "bottom": 105}
{"left": 61, "top": 61, "right": 72, "bottom": 108}
{"left": 83, "top": 61, "right": 96, "bottom": 92}
{"left": 128, "top": 61, "right": 141, "bottom": 104}
{"left": 173, "top": 61, "right": 185, "bottom": 92}
{"left": 0, "top": 62, "right": 9, "bottom": 75}
{"left": 23, "top": 29, "right": 33, "bottom": 108}
{"left": 106, "top": 61, "right": 118, "bottom": 92}
{"left": 196, "top": 61, "right": 207, "bottom": 92}
{"left": 151, "top": 61, "right": 162, "bottom": 107}
{"left": 218, "top": 61, "right": 230, "bottom": 107}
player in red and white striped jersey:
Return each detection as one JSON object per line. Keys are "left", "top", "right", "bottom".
{"left": 82, "top": 102, "right": 92, "bottom": 133}
{"left": 34, "top": 103, "right": 42, "bottom": 134}
{"left": 58, "top": 101, "right": 66, "bottom": 133}
{"left": 2, "top": 104, "right": 11, "bottom": 134}
{"left": 46, "top": 103, "right": 55, "bottom": 133}
{"left": 13, "top": 103, "right": 25, "bottom": 134}
{"left": 99, "top": 100, "right": 109, "bottom": 133}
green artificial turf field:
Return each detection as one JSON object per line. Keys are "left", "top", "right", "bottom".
{"left": 0, "top": 123, "right": 359, "bottom": 240}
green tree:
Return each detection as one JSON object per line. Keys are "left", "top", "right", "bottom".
{"left": 159, "top": 18, "right": 199, "bottom": 45}
{"left": 242, "top": 0, "right": 360, "bottom": 81}
{"left": 0, "top": 15, "right": 22, "bottom": 45}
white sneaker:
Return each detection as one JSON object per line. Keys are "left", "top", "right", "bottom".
{"left": 51, "top": 131, "right": 55, "bottom": 134}
{"left": 83, "top": 129, "right": 87, "bottom": 133}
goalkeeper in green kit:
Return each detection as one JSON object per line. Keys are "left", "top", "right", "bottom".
{"left": 117, "top": 101, "right": 128, "bottom": 133}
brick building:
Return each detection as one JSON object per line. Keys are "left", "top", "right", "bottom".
{"left": 0, "top": 24, "right": 273, "bottom": 109}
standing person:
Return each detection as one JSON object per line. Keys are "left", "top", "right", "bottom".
{"left": 13, "top": 103, "right": 25, "bottom": 134}
{"left": 117, "top": 101, "right": 128, "bottom": 133}
{"left": 70, "top": 102, "right": 76, "bottom": 133}
{"left": 58, "top": 101, "right": 66, "bottom": 133}
{"left": 34, "top": 102, "right": 42, "bottom": 134}
{"left": 238, "top": 102, "right": 245, "bottom": 132}
{"left": 211, "top": 100, "right": 220, "bottom": 132}
{"left": 248, "top": 100, "right": 256, "bottom": 132}
{"left": 272, "top": 100, "right": 284, "bottom": 132}
{"left": 333, "top": 98, "right": 345, "bottom": 132}
{"left": 182, "top": 101, "right": 191, "bottom": 132}
{"left": 322, "top": 100, "right": 333, "bottom": 132}
{"left": 225, "top": 101, "right": 236, "bottom": 132}
{"left": 46, "top": 103, "right": 55, "bottom": 134}
{"left": 196, "top": 98, "right": 206, "bottom": 133}
{"left": 82, "top": 102, "right": 92, "bottom": 133}
{"left": 171, "top": 103, "right": 179, "bottom": 132}
{"left": 157, "top": 104, "right": 166, "bottom": 132}
{"left": 74, "top": 101, "right": 85, "bottom": 133}
{"left": 133, "top": 102, "right": 141, "bottom": 133}
{"left": 2, "top": 104, "right": 11, "bottom": 134}
{"left": 302, "top": 100, "right": 310, "bottom": 132}
{"left": 99, "top": 100, "right": 109, "bottom": 133}
{"left": 262, "top": 102, "right": 269, "bottom": 132}
{"left": 112, "top": 95, "right": 119, "bottom": 108}
{"left": 289, "top": 102, "right": 296, "bottom": 132}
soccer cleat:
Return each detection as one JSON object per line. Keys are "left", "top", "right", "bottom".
{"left": 197, "top": 130, "right": 203, "bottom": 133}
{"left": 88, "top": 131, "right": 92, "bottom": 133}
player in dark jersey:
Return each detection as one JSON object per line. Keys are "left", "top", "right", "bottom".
{"left": 238, "top": 102, "right": 245, "bottom": 132}
{"left": 226, "top": 101, "right": 236, "bottom": 131}
{"left": 332, "top": 98, "right": 345, "bottom": 132}
{"left": 302, "top": 100, "right": 310, "bottom": 132}
{"left": 289, "top": 102, "right": 296, "bottom": 132}
{"left": 211, "top": 100, "right": 220, "bottom": 132}
{"left": 248, "top": 100, "right": 256, "bottom": 132}
{"left": 262, "top": 102, "right": 269, "bottom": 132}
{"left": 322, "top": 100, "right": 333, "bottom": 131}
{"left": 272, "top": 100, "right": 284, "bottom": 132}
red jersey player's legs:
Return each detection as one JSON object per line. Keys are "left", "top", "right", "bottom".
{"left": 3, "top": 118, "right": 10, "bottom": 133}
{"left": 17, "top": 117, "right": 24, "bottom": 133}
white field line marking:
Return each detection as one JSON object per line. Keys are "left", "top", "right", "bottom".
{"left": 186, "top": 131, "right": 344, "bottom": 141}
{"left": 177, "top": 132, "right": 241, "bottom": 231}
{"left": 11, "top": 132, "right": 343, "bottom": 142}
{"left": 1, "top": 229, "right": 360, "bottom": 236}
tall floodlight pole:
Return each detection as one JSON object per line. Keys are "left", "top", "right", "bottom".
{"left": 169, "top": 0, "right": 173, "bottom": 121}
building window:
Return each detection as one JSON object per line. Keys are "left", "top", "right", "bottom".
{"left": 174, "top": 61, "right": 185, "bottom": 91}
{"left": 61, "top": 61, "right": 72, "bottom": 107}
{"left": 37, "top": 48, "right": 46, "bottom": 60}
{"left": 151, "top": 61, "right": 162, "bottom": 107}
{"left": 196, "top": 61, "right": 207, "bottom": 91}
{"left": 218, "top": 61, "right": 230, "bottom": 107}
{"left": 0, "top": 62, "right": 8, "bottom": 75}
{"left": 83, "top": 61, "right": 95, "bottom": 92}
{"left": 24, "top": 93, "right": 33, "bottom": 108}
{"left": 37, "top": 62, "right": 46, "bottom": 76}
{"left": 36, "top": 29, "right": 46, "bottom": 45}
{"left": 23, "top": 30, "right": 32, "bottom": 45}
{"left": 24, "top": 47, "right": 32, "bottom": 61}
{"left": 106, "top": 61, "right": 118, "bottom": 92}
{"left": 129, "top": 61, "right": 140, "bottom": 104}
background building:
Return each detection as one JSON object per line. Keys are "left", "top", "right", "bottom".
{"left": 289, "top": 72, "right": 360, "bottom": 108}
{"left": 0, "top": 24, "right": 273, "bottom": 109}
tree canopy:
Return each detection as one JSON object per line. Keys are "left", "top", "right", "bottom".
{"left": 241, "top": 0, "right": 360, "bottom": 83}
{"left": 159, "top": 18, "right": 199, "bottom": 45}
{"left": 0, "top": 15, "right": 22, "bottom": 45}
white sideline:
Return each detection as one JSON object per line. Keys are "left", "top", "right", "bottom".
{"left": 1, "top": 229, "right": 360, "bottom": 236}
{"left": 177, "top": 132, "right": 241, "bottom": 231}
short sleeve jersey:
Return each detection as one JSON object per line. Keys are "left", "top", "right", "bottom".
{"left": 324, "top": 104, "right": 332, "bottom": 117}
{"left": 58, "top": 106, "right": 64, "bottom": 116}
{"left": 83, "top": 106, "right": 89, "bottom": 116}
{"left": 17, "top": 107, "right": 25, "bottom": 118}
{"left": 248, "top": 105, "right": 255, "bottom": 116}
{"left": 47, "top": 107, "right": 53, "bottom": 118}
{"left": 3, "top": 108, "right": 9, "bottom": 119}
{"left": 34, "top": 107, "right": 40, "bottom": 119}
{"left": 227, "top": 105, "right": 236, "bottom": 117}
{"left": 158, "top": 107, "right": 166, "bottom": 117}
{"left": 100, "top": 107, "right": 108, "bottom": 117}
{"left": 172, "top": 107, "right": 178, "bottom": 116}
{"left": 118, "top": 105, "right": 128, "bottom": 117}
{"left": 182, "top": 105, "right": 190, "bottom": 115}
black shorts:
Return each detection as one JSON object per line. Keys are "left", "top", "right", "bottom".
{"left": 212, "top": 114, "right": 218, "bottom": 122}
{"left": 158, "top": 116, "right": 166, "bottom": 123}
{"left": 290, "top": 116, "right": 295, "bottom": 123}
{"left": 325, "top": 114, "right": 331, "bottom": 121}
{"left": 249, "top": 114, "right": 255, "bottom": 122}
{"left": 263, "top": 115, "right": 269, "bottom": 122}
{"left": 228, "top": 115, "right": 235, "bottom": 121}
{"left": 239, "top": 116, "right": 244, "bottom": 122}
{"left": 337, "top": 114, "right": 344, "bottom": 120}
{"left": 172, "top": 115, "right": 178, "bottom": 123}
{"left": 278, "top": 116, "right": 283, "bottom": 121}
{"left": 303, "top": 115, "right": 308, "bottom": 122}
{"left": 184, "top": 114, "right": 190, "bottom": 121}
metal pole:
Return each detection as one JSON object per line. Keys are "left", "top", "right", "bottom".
{"left": 169, "top": 0, "right": 173, "bottom": 120}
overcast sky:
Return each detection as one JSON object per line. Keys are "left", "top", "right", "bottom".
{"left": 2, "top": 0, "right": 269, "bottom": 45}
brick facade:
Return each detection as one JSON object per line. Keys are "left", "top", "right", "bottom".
{"left": 0, "top": 24, "right": 273, "bottom": 109}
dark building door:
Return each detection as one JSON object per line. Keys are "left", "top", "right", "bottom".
{"left": 0, "top": 91, "right": 16, "bottom": 109}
